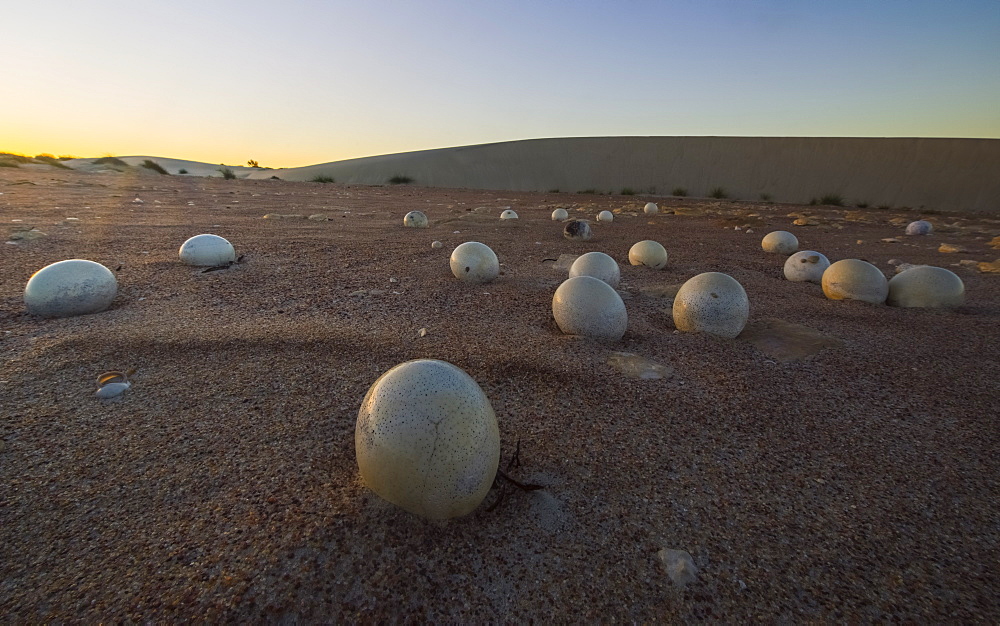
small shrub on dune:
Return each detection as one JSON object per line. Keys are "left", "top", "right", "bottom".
{"left": 620, "top": 188, "right": 635, "bottom": 195}
{"left": 709, "top": 187, "right": 728, "bottom": 199}
{"left": 672, "top": 187, "right": 687, "bottom": 197}
{"left": 58, "top": 155, "right": 76, "bottom": 161}
{"left": 310, "top": 175, "right": 335, "bottom": 183}
{"left": 219, "top": 167, "right": 237, "bottom": 180}
{"left": 178, "top": 168, "right": 188, "bottom": 174}
{"left": 1, "top": 152, "right": 33, "bottom": 164}
{"left": 855, "top": 201, "right": 869, "bottom": 208}
{"left": 94, "top": 156, "right": 128, "bottom": 166}
{"left": 819, "top": 193, "right": 845, "bottom": 206}
{"left": 577, "top": 188, "right": 597, "bottom": 194}
{"left": 389, "top": 175, "right": 414, "bottom": 184}
{"left": 0, "top": 160, "right": 19, "bottom": 168}
{"left": 141, "top": 160, "right": 170, "bottom": 175}
{"left": 34, "top": 154, "right": 71, "bottom": 169}
{"left": 760, "top": 193, "right": 773, "bottom": 202}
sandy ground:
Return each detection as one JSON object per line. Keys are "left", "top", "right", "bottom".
{"left": 1, "top": 167, "right": 998, "bottom": 622}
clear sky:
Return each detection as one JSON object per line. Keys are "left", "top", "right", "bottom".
{"left": 3, "top": 0, "right": 998, "bottom": 167}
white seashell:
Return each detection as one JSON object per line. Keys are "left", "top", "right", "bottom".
{"left": 95, "top": 381, "right": 130, "bottom": 399}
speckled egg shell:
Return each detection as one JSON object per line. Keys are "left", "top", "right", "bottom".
{"left": 905, "top": 220, "right": 933, "bottom": 236}
{"left": 644, "top": 202, "right": 659, "bottom": 215}
{"left": 499, "top": 209, "right": 518, "bottom": 220}
{"left": 821, "top": 259, "right": 888, "bottom": 304}
{"left": 563, "top": 220, "right": 593, "bottom": 241}
{"left": 628, "top": 240, "right": 668, "bottom": 270}
{"left": 551, "top": 208, "right": 569, "bottom": 221}
{"left": 761, "top": 231, "right": 799, "bottom": 255}
{"left": 24, "top": 259, "right": 117, "bottom": 318}
{"left": 403, "top": 211, "right": 428, "bottom": 228}
{"left": 672, "top": 272, "right": 749, "bottom": 338}
{"left": 783, "top": 250, "right": 831, "bottom": 283}
{"left": 552, "top": 275, "right": 628, "bottom": 340}
{"left": 450, "top": 241, "right": 499, "bottom": 283}
{"left": 569, "top": 251, "right": 621, "bottom": 288}
{"left": 355, "top": 359, "right": 501, "bottom": 520}
{"left": 597, "top": 210, "right": 614, "bottom": 223}
{"left": 178, "top": 234, "right": 236, "bottom": 266}
{"left": 887, "top": 266, "right": 964, "bottom": 308}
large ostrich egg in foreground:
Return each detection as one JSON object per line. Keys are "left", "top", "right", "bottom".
{"left": 552, "top": 275, "right": 627, "bottom": 340}
{"left": 356, "top": 359, "right": 501, "bottom": 520}
{"left": 24, "top": 259, "right": 117, "bottom": 318}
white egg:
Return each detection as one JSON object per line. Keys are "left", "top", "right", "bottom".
{"left": 355, "top": 359, "right": 501, "bottom": 519}
{"left": 783, "top": 251, "right": 831, "bottom": 283}
{"left": 569, "top": 251, "right": 621, "bottom": 288}
{"left": 179, "top": 234, "right": 236, "bottom": 266}
{"left": 822, "top": 259, "right": 888, "bottom": 304}
{"left": 552, "top": 275, "right": 627, "bottom": 340}
{"left": 403, "top": 211, "right": 428, "bottom": 228}
{"left": 628, "top": 240, "right": 668, "bottom": 270}
{"left": 450, "top": 242, "right": 499, "bottom": 283}
{"left": 24, "top": 259, "right": 117, "bottom": 318}
{"left": 887, "top": 266, "right": 964, "bottom": 308}
{"left": 672, "top": 272, "right": 749, "bottom": 339}
{"left": 761, "top": 231, "right": 799, "bottom": 255}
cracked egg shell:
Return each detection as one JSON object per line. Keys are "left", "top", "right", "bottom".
{"left": 449, "top": 241, "right": 499, "bottom": 283}
{"left": 672, "top": 272, "right": 749, "bottom": 338}
{"left": 355, "top": 359, "right": 501, "bottom": 520}
{"left": 179, "top": 234, "right": 236, "bottom": 266}
{"left": 24, "top": 259, "right": 117, "bottom": 318}
{"left": 628, "top": 240, "right": 668, "bottom": 270}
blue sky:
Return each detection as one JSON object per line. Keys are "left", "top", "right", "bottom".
{"left": 3, "top": 0, "right": 998, "bottom": 167}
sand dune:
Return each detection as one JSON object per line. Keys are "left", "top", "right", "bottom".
{"left": 247, "top": 137, "right": 1000, "bottom": 213}
{"left": 64, "top": 156, "right": 263, "bottom": 178}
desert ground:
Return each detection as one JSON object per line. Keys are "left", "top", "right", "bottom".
{"left": 1, "top": 165, "right": 998, "bottom": 621}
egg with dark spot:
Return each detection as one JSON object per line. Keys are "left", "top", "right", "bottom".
{"left": 450, "top": 242, "right": 499, "bottom": 283}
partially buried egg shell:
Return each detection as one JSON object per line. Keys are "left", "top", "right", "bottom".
{"left": 644, "top": 202, "right": 659, "bottom": 215}
{"left": 672, "top": 272, "right": 749, "bottom": 338}
{"left": 569, "top": 251, "right": 620, "bottom": 288}
{"left": 24, "top": 259, "right": 118, "bottom": 318}
{"left": 355, "top": 359, "right": 501, "bottom": 520}
{"left": 551, "top": 208, "right": 569, "bottom": 221}
{"left": 450, "top": 242, "right": 499, "bottom": 283}
{"left": 179, "top": 234, "right": 236, "bottom": 266}
{"left": 822, "top": 259, "right": 888, "bottom": 304}
{"left": 761, "top": 231, "right": 799, "bottom": 255}
{"left": 783, "top": 250, "right": 831, "bottom": 283}
{"left": 628, "top": 240, "right": 668, "bottom": 269}
{"left": 403, "top": 211, "right": 428, "bottom": 228}
{"left": 597, "top": 210, "right": 614, "bottom": 223}
{"left": 905, "top": 220, "right": 933, "bottom": 236}
{"left": 887, "top": 266, "right": 964, "bottom": 308}
{"left": 500, "top": 209, "right": 518, "bottom": 220}
{"left": 552, "top": 275, "right": 627, "bottom": 340}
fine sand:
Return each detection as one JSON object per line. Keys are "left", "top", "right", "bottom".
{"left": 1, "top": 166, "right": 998, "bottom": 621}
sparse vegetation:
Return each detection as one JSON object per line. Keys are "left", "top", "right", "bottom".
{"left": 818, "top": 193, "right": 845, "bottom": 206}
{"left": 94, "top": 156, "right": 128, "bottom": 166}
{"left": 310, "top": 175, "right": 335, "bottom": 183}
{"left": 856, "top": 201, "right": 869, "bottom": 208}
{"left": 140, "top": 159, "right": 170, "bottom": 175}
{"left": 876, "top": 204, "right": 891, "bottom": 210}
{"left": 0, "top": 161, "right": 18, "bottom": 168}
{"left": 547, "top": 188, "right": 560, "bottom": 193}
{"left": 57, "top": 155, "right": 76, "bottom": 161}
{"left": 219, "top": 167, "right": 237, "bottom": 180}
{"left": 1, "top": 152, "right": 32, "bottom": 163}
{"left": 33, "top": 154, "right": 71, "bottom": 169}
{"left": 809, "top": 198, "right": 818, "bottom": 205}
{"left": 709, "top": 187, "right": 728, "bottom": 199}
{"left": 178, "top": 168, "right": 188, "bottom": 174}
{"left": 760, "top": 193, "right": 773, "bottom": 202}
{"left": 389, "top": 175, "right": 414, "bottom": 184}
{"left": 671, "top": 187, "right": 688, "bottom": 197}
{"left": 270, "top": 176, "right": 281, "bottom": 180}
{"left": 577, "top": 188, "right": 598, "bottom": 195}
{"left": 247, "top": 159, "right": 260, "bottom": 168}
{"left": 620, "top": 188, "right": 635, "bottom": 195}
